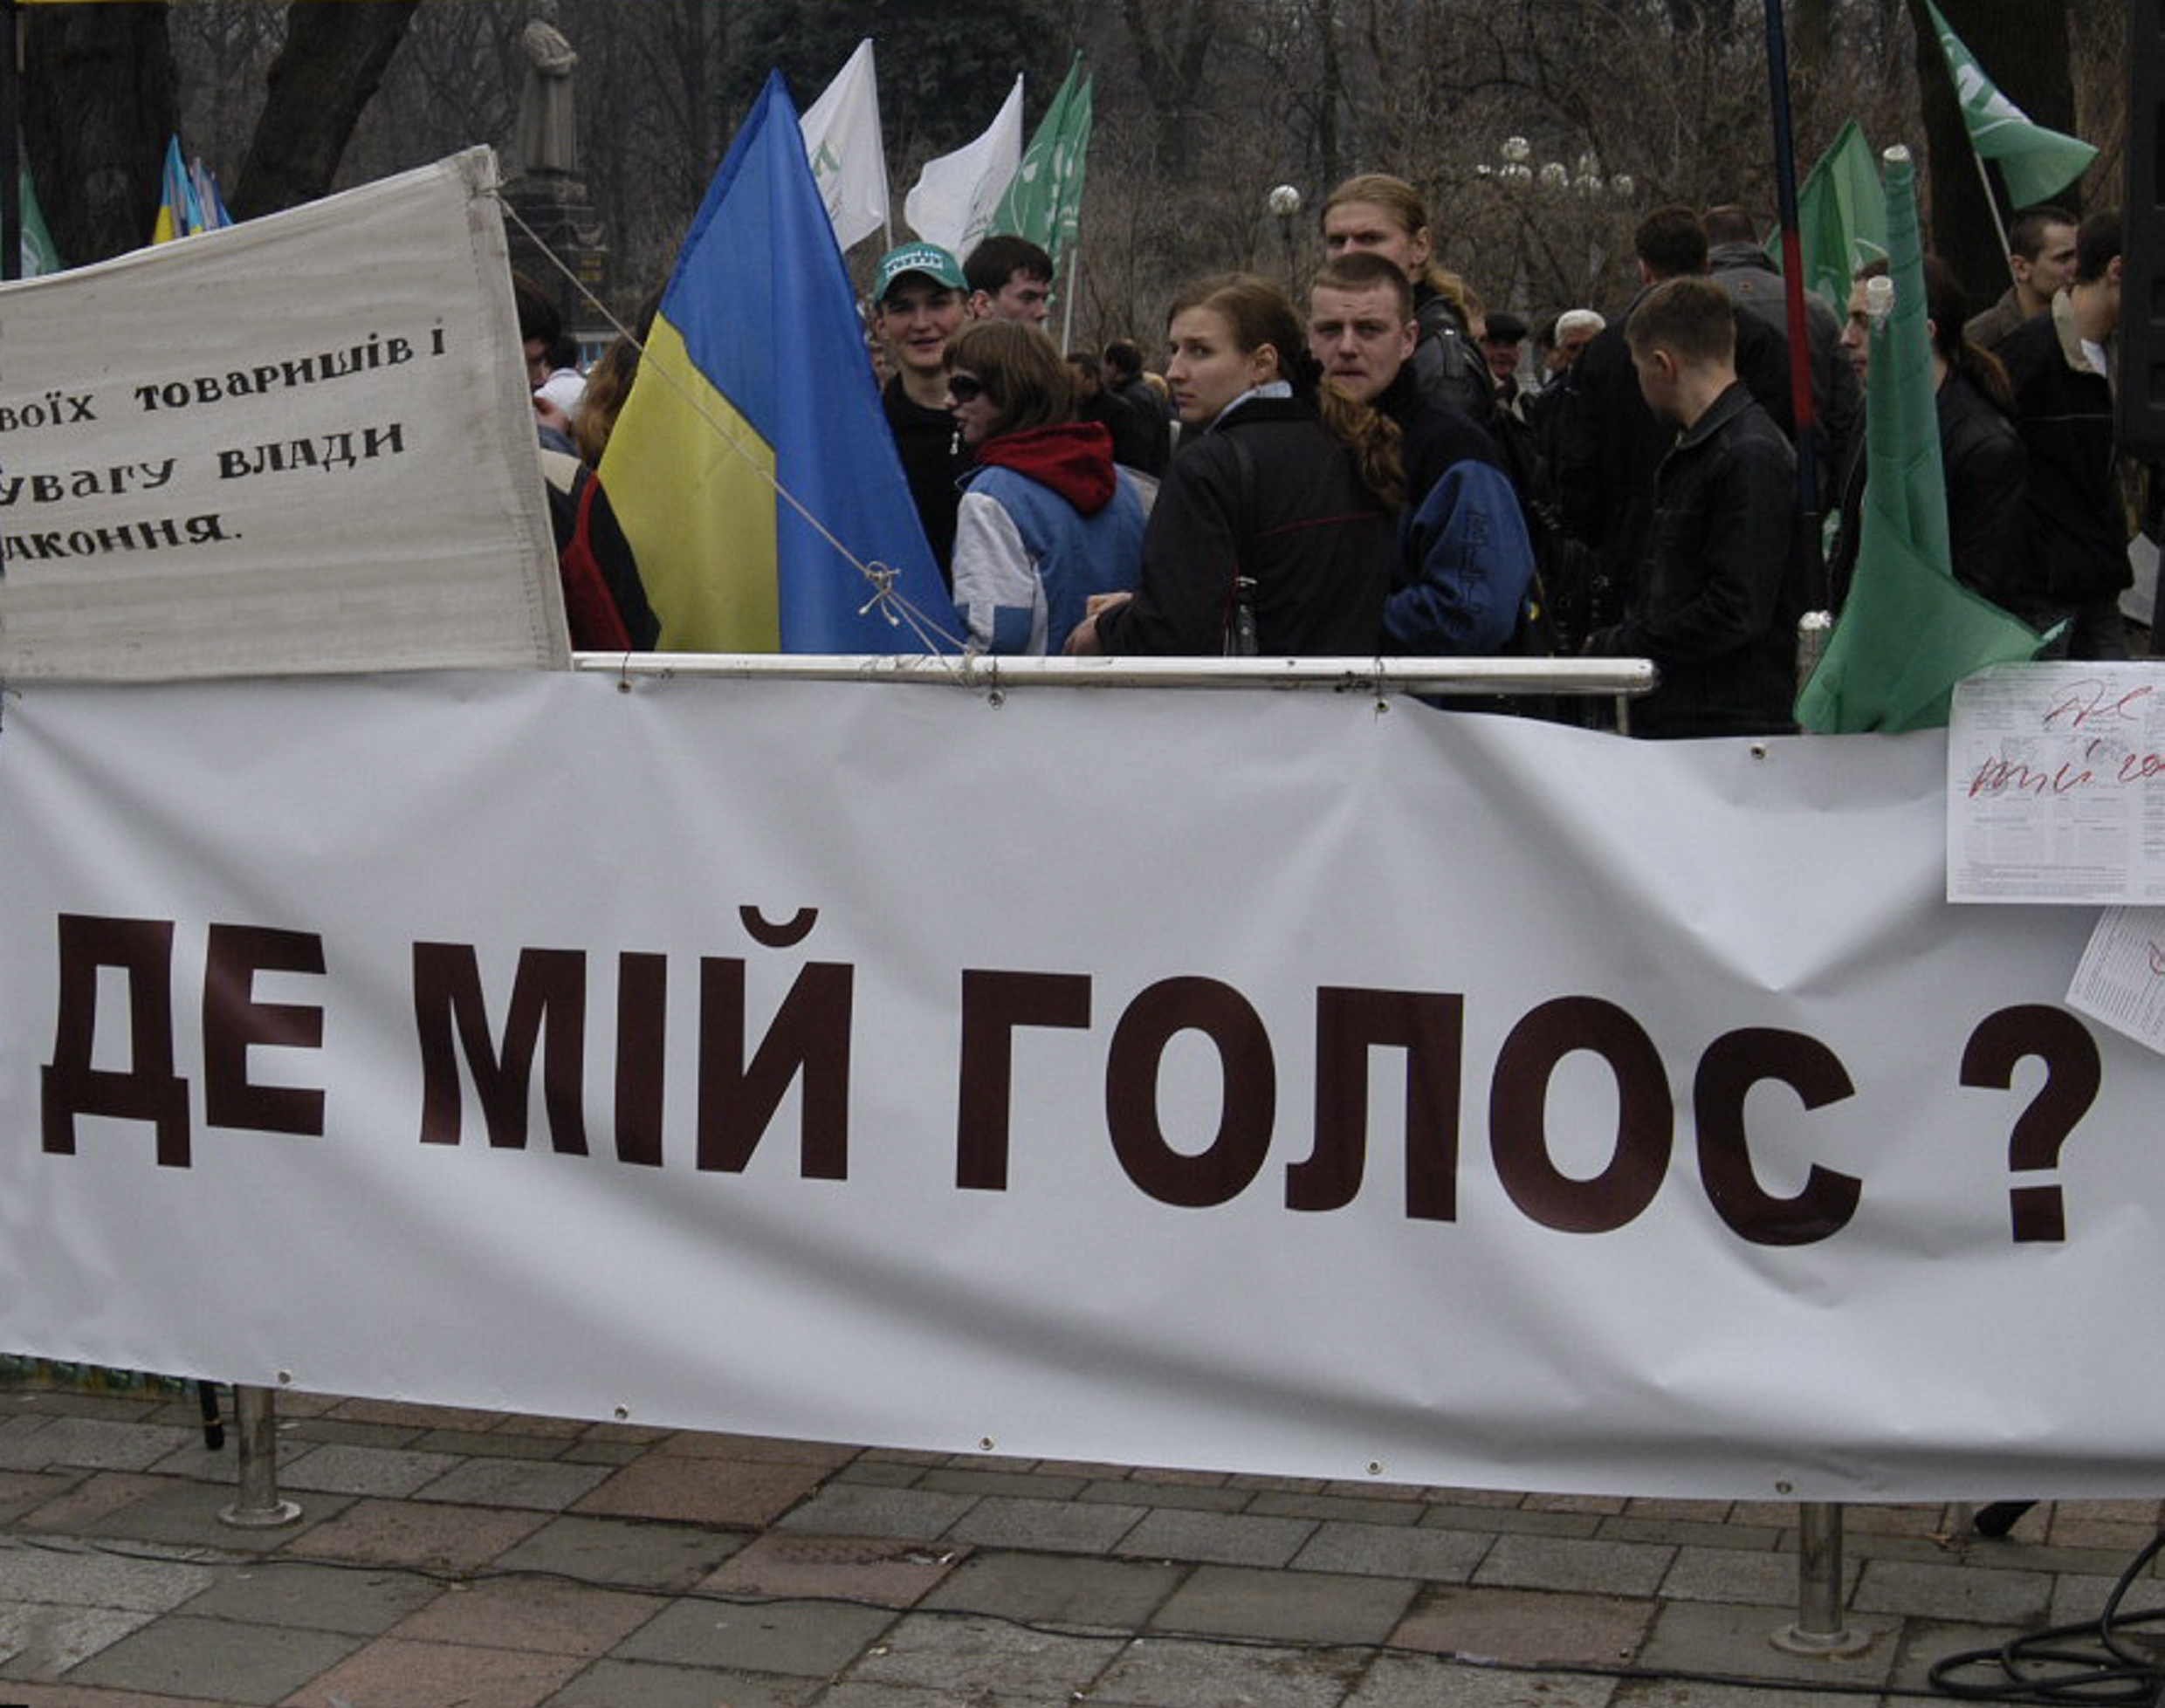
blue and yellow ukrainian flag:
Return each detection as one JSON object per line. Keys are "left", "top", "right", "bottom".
{"left": 151, "top": 137, "right": 199, "bottom": 245}
{"left": 601, "top": 72, "right": 949, "bottom": 653}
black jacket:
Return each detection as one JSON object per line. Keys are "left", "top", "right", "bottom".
{"left": 1826, "top": 370, "right": 2028, "bottom": 616}
{"left": 1937, "top": 371, "right": 2029, "bottom": 610}
{"left": 1412, "top": 285, "right": 1501, "bottom": 428}
{"left": 1109, "top": 375, "right": 1173, "bottom": 476}
{"left": 1094, "top": 394, "right": 1394, "bottom": 656}
{"left": 1999, "top": 302, "right": 2127, "bottom": 607}
{"left": 1708, "top": 241, "right": 1861, "bottom": 509}
{"left": 883, "top": 375, "right": 971, "bottom": 583}
{"left": 1586, "top": 381, "right": 1808, "bottom": 737}
{"left": 1552, "top": 284, "right": 1797, "bottom": 615}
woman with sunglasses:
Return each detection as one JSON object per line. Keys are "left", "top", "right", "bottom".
{"left": 943, "top": 320, "right": 1149, "bottom": 655}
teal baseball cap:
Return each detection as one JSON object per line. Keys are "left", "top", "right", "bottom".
{"left": 874, "top": 241, "right": 966, "bottom": 303}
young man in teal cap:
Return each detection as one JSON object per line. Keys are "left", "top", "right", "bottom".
{"left": 872, "top": 242, "right": 970, "bottom": 581}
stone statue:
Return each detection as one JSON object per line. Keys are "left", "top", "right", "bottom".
{"left": 517, "top": 0, "right": 579, "bottom": 178}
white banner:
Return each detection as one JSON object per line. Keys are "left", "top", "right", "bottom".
{"left": 2, "top": 673, "right": 2159, "bottom": 1500}
{"left": 801, "top": 38, "right": 890, "bottom": 252}
{"left": 0, "top": 150, "right": 568, "bottom": 681}
{"left": 904, "top": 77, "right": 1022, "bottom": 257}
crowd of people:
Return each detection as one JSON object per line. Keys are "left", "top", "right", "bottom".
{"left": 520, "top": 176, "right": 2146, "bottom": 740}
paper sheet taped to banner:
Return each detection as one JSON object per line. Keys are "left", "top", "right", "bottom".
{"left": 2, "top": 676, "right": 2161, "bottom": 1499}
{"left": 1949, "top": 662, "right": 2165, "bottom": 902}
{"left": 0, "top": 149, "right": 568, "bottom": 680}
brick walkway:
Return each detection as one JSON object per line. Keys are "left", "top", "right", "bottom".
{"left": 2, "top": 1379, "right": 2160, "bottom": 1705}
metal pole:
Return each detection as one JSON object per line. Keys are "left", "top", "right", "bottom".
{"left": 1760, "top": 0, "right": 1822, "bottom": 595}
{"left": 216, "top": 1384, "right": 301, "bottom": 1529}
{"left": 1, "top": 0, "right": 20, "bottom": 284}
{"left": 1797, "top": 608, "right": 1832, "bottom": 703}
{"left": 1772, "top": 1501, "right": 1870, "bottom": 1654}
{"left": 1061, "top": 244, "right": 1079, "bottom": 353}
{"left": 1968, "top": 149, "right": 2017, "bottom": 299}
{"left": 572, "top": 650, "right": 1660, "bottom": 700}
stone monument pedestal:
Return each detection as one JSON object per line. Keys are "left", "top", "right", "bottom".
{"left": 502, "top": 173, "right": 610, "bottom": 346}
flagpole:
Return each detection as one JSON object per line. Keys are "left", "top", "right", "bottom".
{"left": 1761, "top": 0, "right": 1823, "bottom": 600}
{"left": 1, "top": 0, "right": 19, "bottom": 283}
{"left": 1061, "top": 245, "right": 1078, "bottom": 352}
{"left": 1967, "top": 152, "right": 2016, "bottom": 297}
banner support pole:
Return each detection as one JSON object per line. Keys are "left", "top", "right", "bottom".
{"left": 2, "top": 0, "right": 20, "bottom": 284}
{"left": 217, "top": 1385, "right": 302, "bottom": 1529}
{"left": 1760, "top": 0, "right": 1822, "bottom": 600}
{"left": 1773, "top": 1501, "right": 1871, "bottom": 1654}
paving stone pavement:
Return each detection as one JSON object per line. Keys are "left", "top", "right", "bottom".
{"left": 1, "top": 1379, "right": 2160, "bottom": 1707}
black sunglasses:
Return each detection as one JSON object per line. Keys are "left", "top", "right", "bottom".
{"left": 946, "top": 374, "right": 985, "bottom": 403}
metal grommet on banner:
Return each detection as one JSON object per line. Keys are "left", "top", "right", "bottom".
{"left": 959, "top": 653, "right": 1005, "bottom": 707}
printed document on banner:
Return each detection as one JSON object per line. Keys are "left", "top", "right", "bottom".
{"left": 1948, "top": 662, "right": 2165, "bottom": 903}
{"left": 2067, "top": 906, "right": 2165, "bottom": 1053}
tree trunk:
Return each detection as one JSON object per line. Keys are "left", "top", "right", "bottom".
{"left": 1315, "top": 0, "right": 1344, "bottom": 192}
{"left": 21, "top": 3, "right": 173, "bottom": 266}
{"left": 230, "top": 0, "right": 422, "bottom": 222}
{"left": 1910, "top": 0, "right": 2077, "bottom": 305}
{"left": 1118, "top": 0, "right": 1220, "bottom": 175}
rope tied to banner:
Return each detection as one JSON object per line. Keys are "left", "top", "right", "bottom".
{"left": 491, "top": 194, "right": 968, "bottom": 668}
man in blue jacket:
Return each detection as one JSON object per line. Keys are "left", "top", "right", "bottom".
{"left": 1308, "top": 251, "right": 1535, "bottom": 655}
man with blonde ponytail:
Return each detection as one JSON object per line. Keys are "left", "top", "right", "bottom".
{"left": 1322, "top": 173, "right": 1496, "bottom": 427}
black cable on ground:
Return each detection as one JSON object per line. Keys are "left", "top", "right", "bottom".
{"left": 1929, "top": 1528, "right": 2165, "bottom": 1705}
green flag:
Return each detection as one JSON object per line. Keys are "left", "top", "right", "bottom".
{"left": 991, "top": 55, "right": 1090, "bottom": 265}
{"left": 1925, "top": 1, "right": 2096, "bottom": 207}
{"left": 17, "top": 167, "right": 59, "bottom": 277}
{"left": 1795, "top": 147, "right": 2046, "bottom": 735}
{"left": 1793, "top": 120, "right": 1885, "bottom": 312}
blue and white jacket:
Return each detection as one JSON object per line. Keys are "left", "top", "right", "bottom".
{"left": 952, "top": 422, "right": 1149, "bottom": 655}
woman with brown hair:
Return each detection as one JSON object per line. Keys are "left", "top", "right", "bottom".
{"left": 1068, "top": 274, "right": 1399, "bottom": 657}
{"left": 945, "top": 319, "right": 1149, "bottom": 655}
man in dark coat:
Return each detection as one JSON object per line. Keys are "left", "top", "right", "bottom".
{"left": 870, "top": 242, "right": 972, "bottom": 583}
{"left": 1309, "top": 252, "right": 1535, "bottom": 655}
{"left": 1550, "top": 207, "right": 1799, "bottom": 634}
{"left": 1583, "top": 278, "right": 1809, "bottom": 737}
{"left": 1705, "top": 202, "right": 1860, "bottom": 511}
{"left": 1998, "top": 209, "right": 2129, "bottom": 658}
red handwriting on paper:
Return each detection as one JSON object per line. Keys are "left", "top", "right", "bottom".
{"left": 2043, "top": 679, "right": 2158, "bottom": 730}
{"left": 1968, "top": 737, "right": 2165, "bottom": 799}
{"left": 1967, "top": 755, "right": 2096, "bottom": 799}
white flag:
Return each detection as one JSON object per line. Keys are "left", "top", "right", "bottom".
{"left": 799, "top": 38, "right": 890, "bottom": 252}
{"left": 903, "top": 74, "right": 1023, "bottom": 257}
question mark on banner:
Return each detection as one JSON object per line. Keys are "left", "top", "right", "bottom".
{"left": 1959, "top": 1006, "right": 2102, "bottom": 1243}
